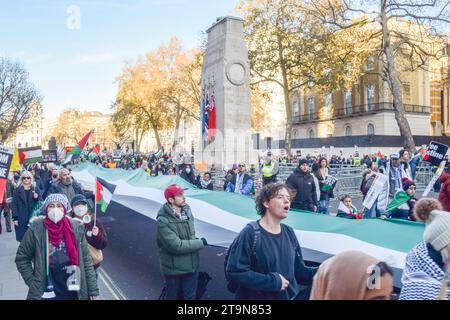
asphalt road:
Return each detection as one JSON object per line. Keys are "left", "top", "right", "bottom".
{"left": 99, "top": 201, "right": 234, "bottom": 300}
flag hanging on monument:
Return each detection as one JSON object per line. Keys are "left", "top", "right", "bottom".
{"left": 208, "top": 90, "right": 217, "bottom": 142}
{"left": 63, "top": 129, "right": 94, "bottom": 165}
{"left": 200, "top": 89, "right": 207, "bottom": 143}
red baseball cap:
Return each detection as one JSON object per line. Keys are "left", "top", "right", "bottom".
{"left": 164, "top": 184, "right": 187, "bottom": 200}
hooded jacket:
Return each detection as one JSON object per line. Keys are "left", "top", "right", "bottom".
{"left": 226, "top": 173, "right": 253, "bottom": 196}
{"left": 156, "top": 203, "right": 204, "bottom": 275}
{"left": 15, "top": 216, "right": 99, "bottom": 300}
{"left": 438, "top": 172, "right": 450, "bottom": 212}
{"left": 286, "top": 169, "right": 318, "bottom": 210}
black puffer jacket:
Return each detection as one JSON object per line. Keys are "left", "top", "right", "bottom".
{"left": 286, "top": 169, "right": 318, "bottom": 211}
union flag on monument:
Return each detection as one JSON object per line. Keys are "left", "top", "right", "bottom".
{"left": 208, "top": 91, "right": 217, "bottom": 142}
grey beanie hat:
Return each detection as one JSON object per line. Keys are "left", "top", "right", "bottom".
{"left": 43, "top": 193, "right": 72, "bottom": 214}
{"left": 423, "top": 210, "right": 450, "bottom": 252}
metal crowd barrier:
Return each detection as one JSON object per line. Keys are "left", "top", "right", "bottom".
{"left": 197, "top": 162, "right": 435, "bottom": 196}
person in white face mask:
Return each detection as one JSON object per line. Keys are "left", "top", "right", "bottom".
{"left": 179, "top": 164, "right": 197, "bottom": 185}
{"left": 15, "top": 193, "right": 99, "bottom": 300}
{"left": 70, "top": 194, "right": 108, "bottom": 273}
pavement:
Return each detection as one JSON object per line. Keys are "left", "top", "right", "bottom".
{"left": 0, "top": 214, "right": 116, "bottom": 300}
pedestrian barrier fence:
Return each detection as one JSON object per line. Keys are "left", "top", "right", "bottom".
{"left": 207, "top": 162, "right": 435, "bottom": 195}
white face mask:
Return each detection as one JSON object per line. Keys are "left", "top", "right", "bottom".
{"left": 73, "top": 205, "right": 88, "bottom": 217}
{"left": 48, "top": 207, "right": 64, "bottom": 224}
{"left": 185, "top": 168, "right": 191, "bottom": 174}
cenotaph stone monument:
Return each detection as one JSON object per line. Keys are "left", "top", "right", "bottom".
{"left": 196, "top": 16, "right": 258, "bottom": 168}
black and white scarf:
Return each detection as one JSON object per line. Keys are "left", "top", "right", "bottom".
{"left": 399, "top": 241, "right": 448, "bottom": 300}
{"left": 200, "top": 178, "right": 212, "bottom": 189}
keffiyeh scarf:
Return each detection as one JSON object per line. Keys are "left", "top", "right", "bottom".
{"left": 400, "top": 241, "right": 449, "bottom": 300}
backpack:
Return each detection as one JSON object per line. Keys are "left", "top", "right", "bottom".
{"left": 224, "top": 221, "right": 261, "bottom": 294}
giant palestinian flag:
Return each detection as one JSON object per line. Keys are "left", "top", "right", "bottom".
{"left": 63, "top": 130, "right": 93, "bottom": 165}
{"left": 71, "top": 162, "right": 425, "bottom": 288}
{"left": 96, "top": 177, "right": 116, "bottom": 213}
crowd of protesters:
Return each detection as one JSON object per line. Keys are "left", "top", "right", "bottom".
{"left": 63, "top": 146, "right": 449, "bottom": 223}
{"left": 2, "top": 145, "right": 449, "bottom": 301}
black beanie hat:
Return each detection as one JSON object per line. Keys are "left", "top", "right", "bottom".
{"left": 298, "top": 158, "right": 309, "bottom": 167}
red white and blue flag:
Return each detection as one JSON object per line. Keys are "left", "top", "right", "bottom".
{"left": 200, "top": 87, "right": 217, "bottom": 146}
{"left": 208, "top": 91, "right": 216, "bottom": 142}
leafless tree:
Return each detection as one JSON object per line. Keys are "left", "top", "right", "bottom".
{"left": 305, "top": 0, "right": 450, "bottom": 153}
{"left": 0, "top": 57, "right": 41, "bottom": 143}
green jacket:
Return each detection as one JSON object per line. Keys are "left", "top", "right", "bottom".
{"left": 15, "top": 216, "right": 99, "bottom": 300}
{"left": 156, "top": 203, "right": 204, "bottom": 275}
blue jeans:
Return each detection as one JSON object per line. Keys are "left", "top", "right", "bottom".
{"left": 364, "top": 200, "right": 383, "bottom": 218}
{"left": 389, "top": 209, "right": 410, "bottom": 220}
{"left": 164, "top": 272, "right": 198, "bottom": 300}
{"left": 319, "top": 200, "right": 330, "bottom": 215}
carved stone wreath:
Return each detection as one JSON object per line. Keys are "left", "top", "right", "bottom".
{"left": 225, "top": 60, "right": 247, "bottom": 86}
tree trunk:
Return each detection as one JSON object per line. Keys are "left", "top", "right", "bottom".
{"left": 151, "top": 123, "right": 162, "bottom": 151}
{"left": 137, "top": 130, "right": 145, "bottom": 153}
{"left": 172, "top": 104, "right": 182, "bottom": 151}
{"left": 134, "top": 128, "right": 139, "bottom": 152}
{"left": 0, "top": 130, "right": 7, "bottom": 143}
{"left": 381, "top": 1, "right": 415, "bottom": 154}
{"left": 283, "top": 87, "right": 293, "bottom": 155}
{"left": 277, "top": 33, "right": 293, "bottom": 155}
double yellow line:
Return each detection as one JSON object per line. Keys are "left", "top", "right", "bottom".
{"left": 98, "top": 268, "right": 128, "bottom": 300}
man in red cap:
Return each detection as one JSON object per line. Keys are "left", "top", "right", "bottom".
{"left": 156, "top": 184, "right": 207, "bottom": 300}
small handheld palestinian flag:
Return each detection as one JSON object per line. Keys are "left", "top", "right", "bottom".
{"left": 321, "top": 175, "right": 337, "bottom": 191}
{"left": 95, "top": 177, "right": 117, "bottom": 227}
{"left": 385, "top": 190, "right": 412, "bottom": 213}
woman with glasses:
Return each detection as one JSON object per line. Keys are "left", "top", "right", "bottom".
{"left": 11, "top": 171, "right": 43, "bottom": 242}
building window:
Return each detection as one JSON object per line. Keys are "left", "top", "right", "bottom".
{"left": 366, "top": 84, "right": 375, "bottom": 111}
{"left": 403, "top": 83, "right": 411, "bottom": 104}
{"left": 443, "top": 45, "right": 450, "bottom": 57}
{"left": 307, "top": 97, "right": 315, "bottom": 120}
{"left": 326, "top": 125, "right": 333, "bottom": 138}
{"left": 344, "top": 62, "right": 352, "bottom": 76}
{"left": 293, "top": 97, "right": 299, "bottom": 116}
{"left": 344, "top": 90, "right": 352, "bottom": 115}
{"left": 345, "top": 126, "right": 352, "bottom": 136}
{"left": 308, "top": 128, "right": 315, "bottom": 139}
{"left": 366, "top": 56, "right": 375, "bottom": 71}
{"left": 325, "top": 93, "right": 332, "bottom": 108}
{"left": 367, "top": 123, "right": 375, "bottom": 135}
